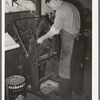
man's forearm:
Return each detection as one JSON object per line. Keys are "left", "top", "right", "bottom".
{"left": 37, "top": 25, "right": 60, "bottom": 44}
{"left": 39, "top": 31, "right": 55, "bottom": 41}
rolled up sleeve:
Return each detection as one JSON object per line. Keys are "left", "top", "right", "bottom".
{"left": 50, "top": 25, "right": 60, "bottom": 35}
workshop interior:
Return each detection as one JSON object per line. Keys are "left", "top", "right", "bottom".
{"left": 5, "top": 0, "right": 92, "bottom": 100}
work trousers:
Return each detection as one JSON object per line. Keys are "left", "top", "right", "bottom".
{"left": 59, "top": 35, "right": 84, "bottom": 100}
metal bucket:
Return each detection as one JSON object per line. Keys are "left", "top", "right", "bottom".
{"left": 6, "top": 75, "right": 26, "bottom": 100}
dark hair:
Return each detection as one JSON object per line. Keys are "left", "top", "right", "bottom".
{"left": 45, "top": 0, "right": 51, "bottom": 3}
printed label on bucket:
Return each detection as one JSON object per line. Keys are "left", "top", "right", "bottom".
{"left": 8, "top": 83, "right": 25, "bottom": 89}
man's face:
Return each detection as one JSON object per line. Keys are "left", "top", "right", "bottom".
{"left": 47, "top": 0, "right": 60, "bottom": 10}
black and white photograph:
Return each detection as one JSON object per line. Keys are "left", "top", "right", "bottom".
{"left": 3, "top": 0, "right": 98, "bottom": 100}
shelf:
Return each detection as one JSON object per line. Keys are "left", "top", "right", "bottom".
{"left": 5, "top": 11, "right": 35, "bottom": 15}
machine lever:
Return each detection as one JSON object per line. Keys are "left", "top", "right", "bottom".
{"left": 48, "top": 56, "right": 54, "bottom": 61}
{"left": 44, "top": 44, "right": 50, "bottom": 48}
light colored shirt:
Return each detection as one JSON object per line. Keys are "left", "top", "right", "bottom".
{"left": 53, "top": 2, "right": 80, "bottom": 34}
{"left": 50, "top": 25, "right": 60, "bottom": 35}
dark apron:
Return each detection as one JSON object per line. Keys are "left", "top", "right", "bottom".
{"left": 59, "top": 29, "right": 83, "bottom": 80}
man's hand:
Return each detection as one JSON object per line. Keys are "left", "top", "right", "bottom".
{"left": 37, "top": 29, "right": 55, "bottom": 44}
{"left": 37, "top": 37, "right": 44, "bottom": 44}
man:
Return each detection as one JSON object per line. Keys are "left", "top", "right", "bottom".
{"left": 37, "top": 0, "right": 84, "bottom": 100}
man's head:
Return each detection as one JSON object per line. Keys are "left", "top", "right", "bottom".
{"left": 45, "top": 0, "right": 63, "bottom": 10}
